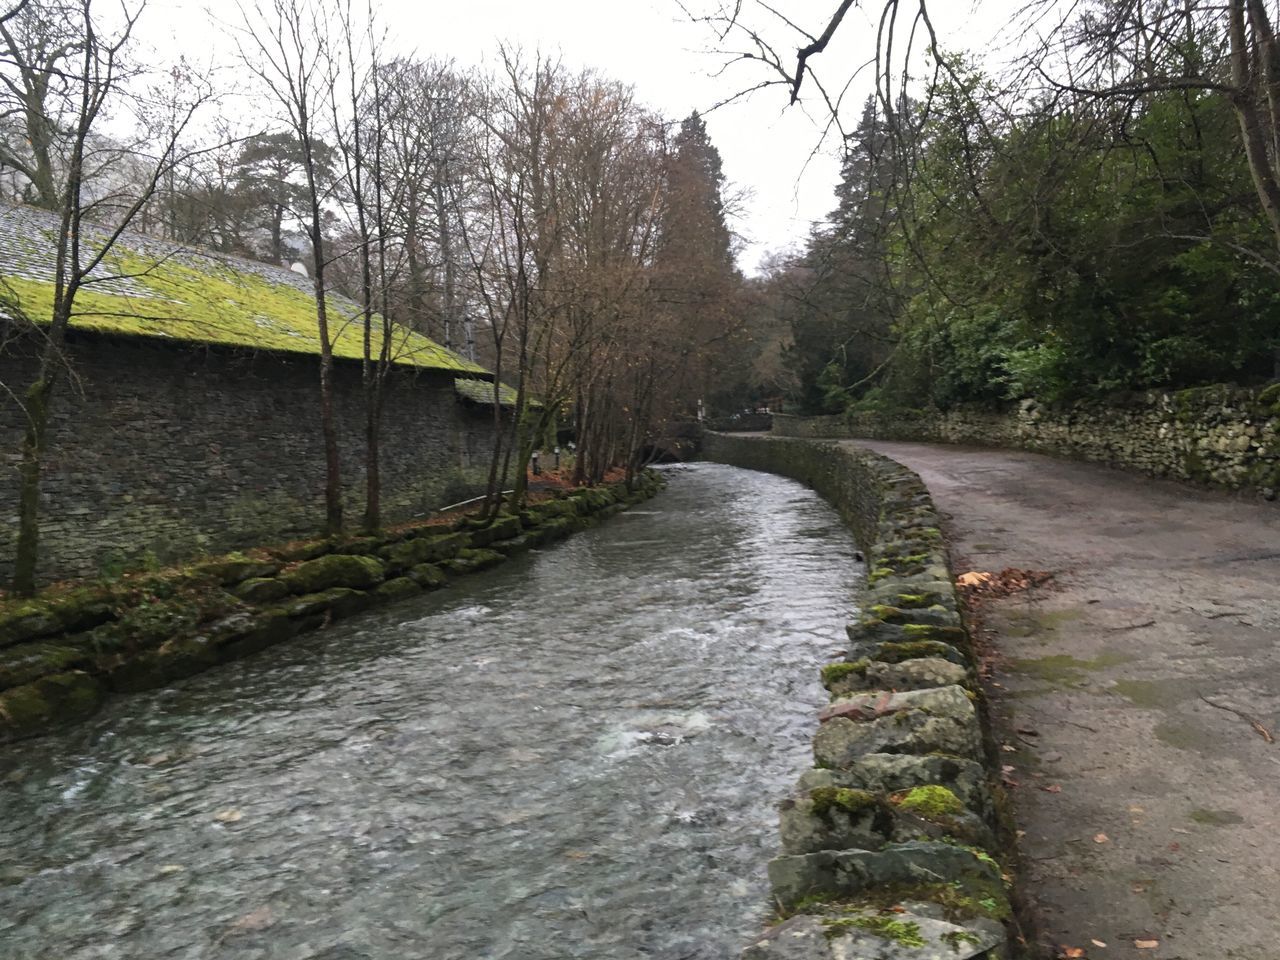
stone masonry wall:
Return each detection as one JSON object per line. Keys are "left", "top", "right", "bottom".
{"left": 702, "top": 432, "right": 1016, "bottom": 960}
{"left": 0, "top": 334, "right": 502, "bottom": 584}
{"left": 772, "top": 384, "right": 1280, "bottom": 497}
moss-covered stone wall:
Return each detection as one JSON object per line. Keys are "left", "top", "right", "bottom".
{"left": 702, "top": 433, "right": 1019, "bottom": 959}
{"left": 0, "top": 472, "right": 665, "bottom": 742}
{"left": 768, "top": 386, "right": 1280, "bottom": 499}
{"left": 0, "top": 334, "right": 506, "bottom": 584}
{"left": 772, "top": 384, "right": 1280, "bottom": 497}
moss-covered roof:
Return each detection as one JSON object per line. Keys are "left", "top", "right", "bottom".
{"left": 454, "top": 377, "right": 523, "bottom": 407}
{"left": 0, "top": 201, "right": 488, "bottom": 375}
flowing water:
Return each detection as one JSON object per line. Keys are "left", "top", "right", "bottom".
{"left": 0, "top": 462, "right": 861, "bottom": 960}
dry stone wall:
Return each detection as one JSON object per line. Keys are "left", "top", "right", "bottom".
{"left": 0, "top": 334, "right": 503, "bottom": 584}
{"left": 772, "top": 384, "right": 1280, "bottom": 497}
{"left": 702, "top": 433, "right": 1015, "bottom": 960}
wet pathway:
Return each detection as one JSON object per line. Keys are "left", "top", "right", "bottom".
{"left": 850, "top": 440, "right": 1280, "bottom": 960}
{"left": 0, "top": 462, "right": 859, "bottom": 960}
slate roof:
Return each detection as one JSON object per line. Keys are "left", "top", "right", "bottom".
{"left": 454, "top": 377, "right": 523, "bottom": 408}
{"left": 0, "top": 201, "right": 489, "bottom": 375}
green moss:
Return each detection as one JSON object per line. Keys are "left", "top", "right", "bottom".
{"left": 810, "top": 786, "right": 877, "bottom": 818}
{"left": 0, "top": 671, "right": 104, "bottom": 737}
{"left": 942, "top": 930, "right": 982, "bottom": 948}
{"left": 0, "top": 587, "right": 115, "bottom": 648}
{"left": 822, "top": 915, "right": 925, "bottom": 946}
{"left": 1008, "top": 651, "right": 1131, "bottom": 687}
{"left": 191, "top": 553, "right": 279, "bottom": 586}
{"left": 281, "top": 554, "right": 385, "bottom": 593}
{"left": 233, "top": 577, "right": 290, "bottom": 604}
{"left": 0, "top": 641, "right": 87, "bottom": 689}
{"left": 896, "top": 785, "right": 965, "bottom": 818}
{"left": 1188, "top": 807, "right": 1245, "bottom": 826}
{"left": 2, "top": 249, "right": 485, "bottom": 372}
{"left": 820, "top": 660, "right": 869, "bottom": 688}
{"left": 373, "top": 577, "right": 422, "bottom": 603}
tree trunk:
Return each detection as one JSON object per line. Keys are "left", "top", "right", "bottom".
{"left": 11, "top": 373, "right": 52, "bottom": 596}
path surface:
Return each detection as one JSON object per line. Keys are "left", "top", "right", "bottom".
{"left": 848, "top": 440, "right": 1280, "bottom": 960}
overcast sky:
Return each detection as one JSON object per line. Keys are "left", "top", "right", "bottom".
{"left": 146, "top": 0, "right": 1027, "bottom": 274}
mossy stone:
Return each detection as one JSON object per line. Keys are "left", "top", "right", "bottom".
{"left": 331, "top": 535, "right": 386, "bottom": 556}
{"left": 106, "top": 636, "right": 221, "bottom": 693}
{"left": 276, "top": 587, "right": 370, "bottom": 620}
{"left": 0, "top": 640, "right": 89, "bottom": 691}
{"left": 192, "top": 553, "right": 280, "bottom": 586}
{"left": 407, "top": 563, "right": 447, "bottom": 589}
{"left": 0, "top": 671, "right": 105, "bottom": 740}
{"left": 873, "top": 640, "right": 967, "bottom": 666}
{"left": 895, "top": 784, "right": 965, "bottom": 819}
{"left": 466, "top": 514, "right": 522, "bottom": 547}
{"left": 0, "top": 588, "right": 115, "bottom": 649}
{"left": 378, "top": 533, "right": 466, "bottom": 572}
{"left": 281, "top": 554, "right": 385, "bottom": 594}
{"left": 821, "top": 659, "right": 870, "bottom": 694}
{"left": 810, "top": 786, "right": 877, "bottom": 818}
{"left": 269, "top": 540, "right": 332, "bottom": 563}
{"left": 440, "top": 548, "right": 505, "bottom": 575}
{"left": 233, "top": 577, "right": 290, "bottom": 604}
{"left": 374, "top": 577, "right": 423, "bottom": 603}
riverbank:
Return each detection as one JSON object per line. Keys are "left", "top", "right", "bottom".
{"left": 0, "top": 472, "right": 664, "bottom": 742}
{"left": 702, "top": 433, "right": 1021, "bottom": 960}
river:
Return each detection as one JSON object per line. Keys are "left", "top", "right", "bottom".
{"left": 0, "top": 462, "right": 861, "bottom": 960}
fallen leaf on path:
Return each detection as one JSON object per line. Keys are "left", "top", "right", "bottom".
{"left": 957, "top": 567, "right": 1054, "bottom": 599}
{"left": 1042, "top": 784, "right": 1062, "bottom": 793}
{"left": 1093, "top": 833, "right": 1109, "bottom": 844}
{"left": 1059, "top": 948, "right": 1085, "bottom": 958}
{"left": 1091, "top": 939, "right": 1107, "bottom": 948}
{"left": 1135, "top": 939, "right": 1159, "bottom": 949}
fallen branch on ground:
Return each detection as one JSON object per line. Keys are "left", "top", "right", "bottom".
{"left": 1199, "top": 694, "right": 1276, "bottom": 744}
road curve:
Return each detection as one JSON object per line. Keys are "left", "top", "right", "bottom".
{"left": 847, "top": 440, "right": 1280, "bottom": 960}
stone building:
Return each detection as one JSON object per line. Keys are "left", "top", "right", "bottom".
{"left": 0, "top": 201, "right": 510, "bottom": 584}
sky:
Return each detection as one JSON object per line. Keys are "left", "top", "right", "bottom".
{"left": 142, "top": 0, "right": 1029, "bottom": 275}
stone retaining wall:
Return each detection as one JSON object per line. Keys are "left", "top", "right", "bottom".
{"left": 772, "top": 383, "right": 1280, "bottom": 497}
{"left": 0, "top": 334, "right": 505, "bottom": 584}
{"left": 0, "top": 472, "right": 664, "bottom": 742}
{"left": 702, "top": 433, "right": 1015, "bottom": 960}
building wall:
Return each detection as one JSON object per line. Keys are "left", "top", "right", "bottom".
{"left": 771, "top": 384, "right": 1280, "bottom": 497}
{"left": 0, "top": 334, "right": 502, "bottom": 583}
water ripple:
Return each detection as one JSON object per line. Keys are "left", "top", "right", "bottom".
{"left": 0, "top": 462, "right": 860, "bottom": 959}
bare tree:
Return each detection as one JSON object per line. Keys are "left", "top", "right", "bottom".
{"left": 235, "top": 0, "right": 345, "bottom": 534}
{"left": 7, "top": 0, "right": 212, "bottom": 595}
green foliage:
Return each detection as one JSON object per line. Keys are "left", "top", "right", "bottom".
{"left": 769, "top": 33, "right": 1280, "bottom": 410}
